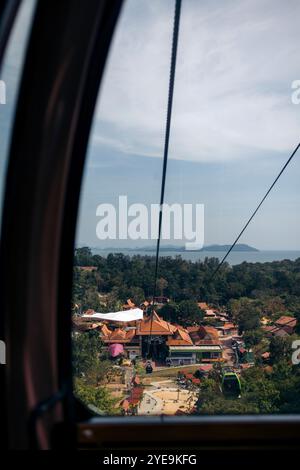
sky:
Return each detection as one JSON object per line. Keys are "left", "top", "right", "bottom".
{"left": 76, "top": 0, "right": 300, "bottom": 250}
{"left": 0, "top": 0, "right": 300, "bottom": 251}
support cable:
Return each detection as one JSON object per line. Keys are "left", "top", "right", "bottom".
{"left": 147, "top": 0, "right": 182, "bottom": 358}
{"left": 209, "top": 141, "right": 300, "bottom": 283}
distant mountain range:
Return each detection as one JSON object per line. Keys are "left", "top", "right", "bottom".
{"left": 94, "top": 243, "right": 259, "bottom": 253}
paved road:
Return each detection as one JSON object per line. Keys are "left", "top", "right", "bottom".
{"left": 123, "top": 366, "right": 134, "bottom": 390}
{"left": 220, "top": 335, "right": 238, "bottom": 366}
{"left": 138, "top": 390, "right": 162, "bottom": 415}
{"left": 138, "top": 380, "right": 197, "bottom": 415}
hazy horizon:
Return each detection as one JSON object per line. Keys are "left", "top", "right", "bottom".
{"left": 76, "top": 243, "right": 300, "bottom": 253}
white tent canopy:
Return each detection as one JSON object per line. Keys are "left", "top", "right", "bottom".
{"left": 82, "top": 308, "right": 143, "bottom": 322}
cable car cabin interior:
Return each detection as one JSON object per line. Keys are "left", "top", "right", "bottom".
{"left": 0, "top": 0, "right": 300, "bottom": 459}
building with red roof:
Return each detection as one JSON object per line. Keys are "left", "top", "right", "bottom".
{"left": 275, "top": 316, "right": 297, "bottom": 334}
{"left": 217, "top": 322, "right": 237, "bottom": 336}
{"left": 198, "top": 302, "right": 209, "bottom": 310}
{"left": 98, "top": 311, "right": 223, "bottom": 365}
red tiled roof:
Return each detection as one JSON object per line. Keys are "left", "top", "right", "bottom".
{"left": 203, "top": 326, "right": 219, "bottom": 339}
{"left": 189, "top": 325, "right": 220, "bottom": 345}
{"left": 192, "top": 378, "right": 201, "bottom": 384}
{"left": 185, "top": 373, "right": 194, "bottom": 380}
{"left": 186, "top": 326, "right": 200, "bottom": 333}
{"left": 101, "top": 324, "right": 111, "bottom": 336}
{"left": 100, "top": 325, "right": 137, "bottom": 343}
{"left": 205, "top": 309, "right": 216, "bottom": 316}
{"left": 262, "top": 325, "right": 276, "bottom": 332}
{"left": 275, "top": 316, "right": 296, "bottom": 327}
{"left": 137, "top": 311, "right": 176, "bottom": 336}
{"left": 167, "top": 327, "right": 193, "bottom": 346}
{"left": 262, "top": 325, "right": 291, "bottom": 337}
{"left": 198, "top": 302, "right": 209, "bottom": 310}
{"left": 99, "top": 312, "right": 222, "bottom": 347}
{"left": 110, "top": 328, "right": 126, "bottom": 340}
{"left": 274, "top": 328, "right": 289, "bottom": 337}
{"left": 221, "top": 323, "right": 236, "bottom": 330}
{"left": 178, "top": 328, "right": 193, "bottom": 343}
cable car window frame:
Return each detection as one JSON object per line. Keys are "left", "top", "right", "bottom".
{"left": 0, "top": 0, "right": 300, "bottom": 450}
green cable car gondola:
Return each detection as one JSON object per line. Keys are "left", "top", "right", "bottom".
{"left": 222, "top": 371, "right": 241, "bottom": 398}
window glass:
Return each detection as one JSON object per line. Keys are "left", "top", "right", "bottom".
{"left": 73, "top": 0, "right": 300, "bottom": 416}
{"left": 0, "top": 0, "right": 36, "bottom": 234}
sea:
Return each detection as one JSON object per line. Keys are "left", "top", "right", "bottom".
{"left": 92, "top": 249, "right": 300, "bottom": 266}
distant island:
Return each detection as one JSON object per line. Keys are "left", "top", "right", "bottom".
{"left": 199, "top": 244, "right": 259, "bottom": 252}
{"left": 92, "top": 243, "right": 259, "bottom": 253}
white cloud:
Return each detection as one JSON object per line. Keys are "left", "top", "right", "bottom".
{"left": 89, "top": 0, "right": 300, "bottom": 163}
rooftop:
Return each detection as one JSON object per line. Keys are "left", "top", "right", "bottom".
{"left": 275, "top": 316, "right": 297, "bottom": 327}
{"left": 136, "top": 311, "right": 176, "bottom": 336}
{"left": 198, "top": 302, "right": 209, "bottom": 310}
